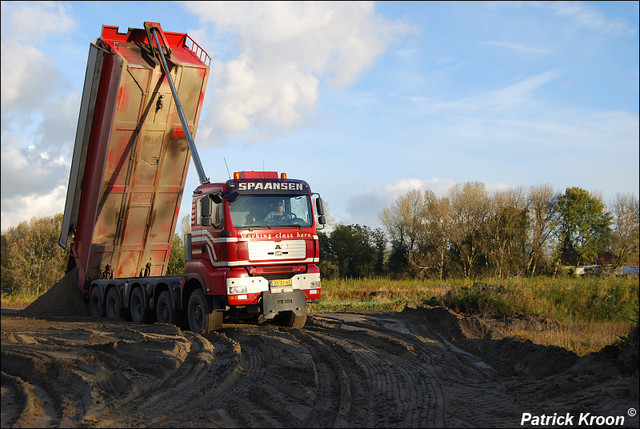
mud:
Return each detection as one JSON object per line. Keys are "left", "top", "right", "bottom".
{"left": 2, "top": 303, "right": 638, "bottom": 428}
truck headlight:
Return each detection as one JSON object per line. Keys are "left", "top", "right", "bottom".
{"left": 229, "top": 286, "right": 247, "bottom": 294}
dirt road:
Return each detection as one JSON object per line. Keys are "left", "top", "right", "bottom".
{"left": 2, "top": 305, "right": 638, "bottom": 428}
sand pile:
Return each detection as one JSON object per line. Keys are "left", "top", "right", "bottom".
{"left": 401, "top": 304, "right": 579, "bottom": 377}
{"left": 21, "top": 267, "right": 90, "bottom": 318}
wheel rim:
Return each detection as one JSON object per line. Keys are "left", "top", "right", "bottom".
{"left": 194, "top": 303, "right": 203, "bottom": 330}
{"left": 131, "top": 295, "right": 142, "bottom": 320}
{"left": 159, "top": 302, "right": 169, "bottom": 323}
{"left": 106, "top": 296, "right": 115, "bottom": 317}
{"left": 90, "top": 297, "right": 99, "bottom": 315}
{"left": 190, "top": 301, "right": 203, "bottom": 331}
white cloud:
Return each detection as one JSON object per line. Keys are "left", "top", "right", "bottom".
{"left": 548, "top": 2, "right": 635, "bottom": 35}
{"left": 33, "top": 92, "right": 80, "bottom": 153}
{"left": 379, "top": 178, "right": 458, "bottom": 198}
{"left": 408, "top": 70, "right": 560, "bottom": 117}
{"left": 0, "top": 1, "right": 76, "bottom": 44}
{"left": 460, "top": 70, "right": 560, "bottom": 113}
{"left": 0, "top": 185, "right": 67, "bottom": 233}
{"left": 0, "top": 140, "right": 70, "bottom": 198}
{"left": 181, "top": 1, "right": 412, "bottom": 145}
{"left": 1, "top": 68, "right": 78, "bottom": 203}
{"left": 345, "top": 177, "right": 511, "bottom": 229}
{"left": 1, "top": 2, "right": 77, "bottom": 115}
{"left": 0, "top": 41, "right": 63, "bottom": 115}
{"left": 1, "top": 1, "right": 79, "bottom": 231}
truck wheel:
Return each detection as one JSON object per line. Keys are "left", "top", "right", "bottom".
{"left": 89, "top": 287, "right": 104, "bottom": 318}
{"left": 156, "top": 291, "right": 175, "bottom": 325}
{"left": 282, "top": 311, "right": 307, "bottom": 329}
{"left": 188, "top": 289, "right": 223, "bottom": 333}
{"left": 130, "top": 287, "right": 151, "bottom": 324}
{"left": 105, "top": 288, "right": 122, "bottom": 319}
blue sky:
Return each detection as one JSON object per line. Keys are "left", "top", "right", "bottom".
{"left": 1, "top": 1, "right": 638, "bottom": 232}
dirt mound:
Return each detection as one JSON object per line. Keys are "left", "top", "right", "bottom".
{"left": 400, "top": 304, "right": 579, "bottom": 378}
{"left": 480, "top": 336, "right": 578, "bottom": 378}
{"left": 400, "top": 304, "right": 500, "bottom": 341}
{"left": 21, "top": 268, "right": 89, "bottom": 318}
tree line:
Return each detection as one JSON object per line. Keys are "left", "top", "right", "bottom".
{"left": 320, "top": 184, "right": 639, "bottom": 279}
{"left": 1, "top": 184, "right": 638, "bottom": 295}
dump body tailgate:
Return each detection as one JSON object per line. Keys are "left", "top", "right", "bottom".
{"left": 60, "top": 24, "right": 210, "bottom": 290}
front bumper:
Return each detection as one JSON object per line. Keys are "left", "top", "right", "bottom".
{"left": 226, "top": 271, "right": 320, "bottom": 303}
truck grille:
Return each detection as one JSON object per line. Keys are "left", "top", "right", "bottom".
{"left": 248, "top": 240, "right": 306, "bottom": 261}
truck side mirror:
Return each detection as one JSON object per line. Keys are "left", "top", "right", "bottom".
{"left": 315, "top": 197, "right": 326, "bottom": 226}
{"left": 200, "top": 196, "right": 212, "bottom": 226}
{"left": 315, "top": 197, "right": 325, "bottom": 216}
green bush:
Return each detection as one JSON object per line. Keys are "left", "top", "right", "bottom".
{"left": 443, "top": 282, "right": 515, "bottom": 317}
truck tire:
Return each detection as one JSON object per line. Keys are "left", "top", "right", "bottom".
{"left": 89, "top": 286, "right": 104, "bottom": 318}
{"left": 130, "top": 287, "right": 151, "bottom": 324}
{"left": 156, "top": 290, "right": 175, "bottom": 325}
{"left": 282, "top": 311, "right": 307, "bottom": 329}
{"left": 188, "top": 289, "right": 223, "bottom": 333}
{"left": 105, "top": 287, "right": 122, "bottom": 319}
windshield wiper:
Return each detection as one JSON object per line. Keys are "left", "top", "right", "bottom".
{"left": 246, "top": 225, "right": 272, "bottom": 230}
{"left": 280, "top": 224, "right": 306, "bottom": 230}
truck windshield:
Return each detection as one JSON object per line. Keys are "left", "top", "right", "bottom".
{"left": 229, "top": 195, "right": 313, "bottom": 228}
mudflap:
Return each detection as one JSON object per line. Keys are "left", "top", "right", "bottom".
{"left": 262, "top": 290, "right": 307, "bottom": 320}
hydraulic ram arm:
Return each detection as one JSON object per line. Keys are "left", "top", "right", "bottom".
{"left": 145, "top": 22, "right": 210, "bottom": 185}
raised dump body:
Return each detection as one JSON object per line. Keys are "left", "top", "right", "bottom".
{"left": 60, "top": 24, "right": 210, "bottom": 296}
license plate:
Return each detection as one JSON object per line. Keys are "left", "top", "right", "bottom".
{"left": 270, "top": 279, "right": 292, "bottom": 287}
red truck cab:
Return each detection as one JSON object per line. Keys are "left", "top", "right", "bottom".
{"left": 184, "top": 171, "right": 324, "bottom": 327}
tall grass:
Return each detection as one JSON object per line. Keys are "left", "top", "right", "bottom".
{"left": 310, "top": 276, "right": 638, "bottom": 322}
{"left": 0, "top": 290, "right": 40, "bottom": 309}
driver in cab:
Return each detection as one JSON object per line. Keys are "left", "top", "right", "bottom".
{"left": 263, "top": 200, "right": 287, "bottom": 223}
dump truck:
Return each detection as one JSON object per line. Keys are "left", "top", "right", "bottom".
{"left": 59, "top": 22, "right": 325, "bottom": 332}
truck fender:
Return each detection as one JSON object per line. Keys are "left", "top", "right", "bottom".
{"left": 129, "top": 282, "right": 151, "bottom": 311}
{"left": 182, "top": 274, "right": 225, "bottom": 312}
{"left": 181, "top": 273, "right": 206, "bottom": 305}
{"left": 148, "top": 279, "right": 183, "bottom": 312}
{"left": 89, "top": 282, "right": 107, "bottom": 301}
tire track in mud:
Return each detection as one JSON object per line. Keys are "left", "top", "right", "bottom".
{"left": 115, "top": 314, "right": 455, "bottom": 427}
{"left": 309, "top": 314, "right": 447, "bottom": 427}
{"left": 2, "top": 310, "right": 638, "bottom": 428}
{"left": 297, "top": 315, "right": 444, "bottom": 427}
{"left": 2, "top": 314, "right": 452, "bottom": 427}
{"left": 1, "top": 319, "right": 194, "bottom": 428}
